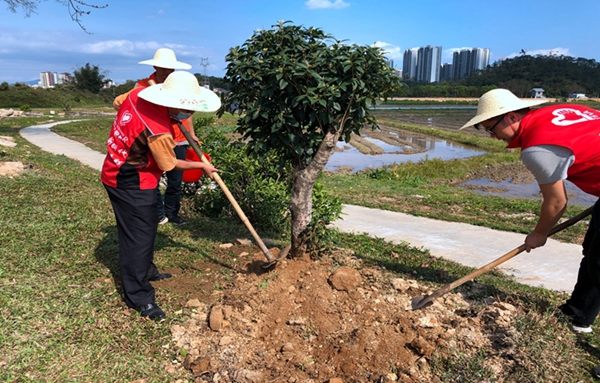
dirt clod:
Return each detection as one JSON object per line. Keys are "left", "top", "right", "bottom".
{"left": 164, "top": 246, "right": 525, "bottom": 382}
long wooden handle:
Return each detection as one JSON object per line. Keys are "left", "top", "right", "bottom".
{"left": 446, "top": 205, "right": 594, "bottom": 292}
{"left": 175, "top": 122, "right": 276, "bottom": 263}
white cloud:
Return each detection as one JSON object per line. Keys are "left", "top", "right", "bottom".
{"left": 373, "top": 41, "right": 402, "bottom": 60}
{"left": 305, "top": 0, "right": 350, "bottom": 10}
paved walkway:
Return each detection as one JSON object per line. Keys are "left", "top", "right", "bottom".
{"left": 19, "top": 121, "right": 585, "bottom": 292}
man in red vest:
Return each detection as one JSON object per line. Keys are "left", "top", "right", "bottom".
{"left": 461, "top": 89, "right": 600, "bottom": 338}
{"left": 114, "top": 48, "right": 200, "bottom": 226}
{"left": 102, "top": 71, "right": 221, "bottom": 320}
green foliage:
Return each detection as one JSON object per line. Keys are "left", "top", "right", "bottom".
{"left": 0, "top": 83, "right": 111, "bottom": 108}
{"left": 193, "top": 114, "right": 215, "bottom": 129}
{"left": 19, "top": 104, "right": 31, "bottom": 112}
{"left": 188, "top": 129, "right": 341, "bottom": 236}
{"left": 188, "top": 129, "right": 291, "bottom": 233}
{"left": 219, "top": 21, "right": 402, "bottom": 167}
{"left": 58, "top": 96, "right": 76, "bottom": 113}
{"left": 72, "top": 63, "right": 106, "bottom": 94}
{"left": 463, "top": 54, "right": 600, "bottom": 98}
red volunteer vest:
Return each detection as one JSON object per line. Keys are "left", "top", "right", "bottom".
{"left": 507, "top": 104, "right": 600, "bottom": 196}
{"left": 101, "top": 87, "right": 174, "bottom": 190}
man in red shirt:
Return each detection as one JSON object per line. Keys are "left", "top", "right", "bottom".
{"left": 102, "top": 71, "right": 221, "bottom": 320}
{"left": 113, "top": 48, "right": 200, "bottom": 226}
{"left": 461, "top": 89, "right": 600, "bottom": 338}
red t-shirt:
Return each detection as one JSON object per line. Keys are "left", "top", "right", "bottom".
{"left": 507, "top": 104, "right": 600, "bottom": 196}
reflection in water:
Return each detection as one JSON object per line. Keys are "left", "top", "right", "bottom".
{"left": 460, "top": 178, "right": 598, "bottom": 208}
{"left": 326, "top": 134, "right": 484, "bottom": 172}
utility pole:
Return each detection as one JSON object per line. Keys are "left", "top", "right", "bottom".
{"left": 199, "top": 58, "right": 210, "bottom": 88}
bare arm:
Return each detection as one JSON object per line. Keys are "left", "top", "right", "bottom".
{"left": 525, "top": 180, "right": 568, "bottom": 252}
{"left": 173, "top": 159, "right": 217, "bottom": 179}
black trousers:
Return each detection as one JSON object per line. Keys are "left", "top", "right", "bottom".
{"left": 104, "top": 184, "right": 160, "bottom": 308}
{"left": 565, "top": 198, "right": 600, "bottom": 326}
{"left": 157, "top": 145, "right": 187, "bottom": 219}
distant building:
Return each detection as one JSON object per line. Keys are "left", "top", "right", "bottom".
{"left": 440, "top": 63, "right": 453, "bottom": 82}
{"left": 416, "top": 45, "right": 442, "bottom": 83}
{"left": 452, "top": 48, "right": 490, "bottom": 80}
{"left": 384, "top": 58, "right": 394, "bottom": 70}
{"left": 58, "top": 72, "right": 72, "bottom": 85}
{"left": 402, "top": 48, "right": 419, "bottom": 81}
{"left": 529, "top": 88, "right": 545, "bottom": 98}
{"left": 40, "top": 71, "right": 55, "bottom": 88}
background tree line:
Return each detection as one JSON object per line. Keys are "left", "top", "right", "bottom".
{"left": 2, "top": 54, "right": 600, "bottom": 109}
{"left": 398, "top": 54, "right": 600, "bottom": 99}
{"left": 0, "top": 64, "right": 229, "bottom": 109}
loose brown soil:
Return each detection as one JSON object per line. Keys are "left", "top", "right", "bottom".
{"left": 157, "top": 244, "right": 529, "bottom": 383}
{"left": 153, "top": 112, "right": 572, "bottom": 382}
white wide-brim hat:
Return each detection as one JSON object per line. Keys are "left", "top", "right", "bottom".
{"left": 138, "top": 48, "right": 192, "bottom": 70}
{"left": 460, "top": 88, "right": 549, "bottom": 130}
{"left": 138, "top": 71, "right": 221, "bottom": 112}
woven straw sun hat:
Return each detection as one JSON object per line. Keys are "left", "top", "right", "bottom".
{"left": 138, "top": 48, "right": 192, "bottom": 70}
{"left": 460, "top": 88, "right": 548, "bottom": 130}
{"left": 138, "top": 71, "right": 221, "bottom": 112}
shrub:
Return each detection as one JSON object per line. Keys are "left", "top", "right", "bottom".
{"left": 187, "top": 129, "right": 342, "bottom": 239}
{"left": 19, "top": 104, "right": 31, "bottom": 112}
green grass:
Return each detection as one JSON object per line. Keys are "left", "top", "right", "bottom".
{"left": 3, "top": 114, "right": 600, "bottom": 381}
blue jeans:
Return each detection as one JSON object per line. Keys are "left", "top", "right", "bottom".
{"left": 157, "top": 145, "right": 187, "bottom": 219}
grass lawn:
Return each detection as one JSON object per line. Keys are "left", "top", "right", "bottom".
{"left": 2, "top": 114, "right": 600, "bottom": 381}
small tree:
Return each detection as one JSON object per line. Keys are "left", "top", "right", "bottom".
{"left": 72, "top": 63, "right": 106, "bottom": 94}
{"left": 218, "top": 21, "right": 401, "bottom": 256}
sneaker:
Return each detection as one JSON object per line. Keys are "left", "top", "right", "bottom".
{"left": 158, "top": 216, "right": 169, "bottom": 225}
{"left": 138, "top": 303, "right": 166, "bottom": 321}
{"left": 167, "top": 216, "right": 186, "bottom": 225}
{"left": 573, "top": 322, "right": 593, "bottom": 333}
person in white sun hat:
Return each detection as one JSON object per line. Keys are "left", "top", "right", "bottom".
{"left": 462, "top": 88, "right": 600, "bottom": 338}
{"left": 114, "top": 48, "right": 201, "bottom": 227}
{"left": 113, "top": 48, "right": 192, "bottom": 110}
{"left": 101, "top": 71, "right": 221, "bottom": 321}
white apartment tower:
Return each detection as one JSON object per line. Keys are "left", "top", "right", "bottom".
{"left": 452, "top": 48, "right": 490, "bottom": 79}
{"left": 416, "top": 45, "right": 442, "bottom": 83}
{"left": 40, "top": 71, "right": 54, "bottom": 88}
{"left": 402, "top": 48, "right": 419, "bottom": 80}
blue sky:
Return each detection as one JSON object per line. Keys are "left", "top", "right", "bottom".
{"left": 1, "top": 0, "right": 599, "bottom": 84}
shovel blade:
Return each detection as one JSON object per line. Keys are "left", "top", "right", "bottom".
{"left": 260, "top": 244, "right": 291, "bottom": 269}
{"left": 410, "top": 294, "right": 435, "bottom": 310}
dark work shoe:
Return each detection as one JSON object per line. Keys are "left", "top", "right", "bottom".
{"left": 148, "top": 272, "right": 172, "bottom": 281}
{"left": 592, "top": 365, "right": 600, "bottom": 379}
{"left": 138, "top": 303, "right": 166, "bottom": 321}
{"left": 167, "top": 216, "right": 186, "bottom": 225}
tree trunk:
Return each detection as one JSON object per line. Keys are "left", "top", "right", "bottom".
{"left": 289, "top": 128, "right": 343, "bottom": 257}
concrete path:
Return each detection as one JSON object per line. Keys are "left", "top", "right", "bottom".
{"left": 332, "top": 204, "right": 583, "bottom": 292}
{"left": 19, "top": 121, "right": 584, "bottom": 292}
{"left": 20, "top": 121, "right": 105, "bottom": 171}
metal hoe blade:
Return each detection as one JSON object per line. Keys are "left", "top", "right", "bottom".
{"left": 410, "top": 205, "right": 593, "bottom": 310}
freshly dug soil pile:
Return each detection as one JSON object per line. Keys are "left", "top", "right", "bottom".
{"left": 161, "top": 245, "right": 521, "bottom": 382}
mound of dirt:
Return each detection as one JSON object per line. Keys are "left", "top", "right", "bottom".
{"left": 162, "top": 245, "right": 520, "bottom": 382}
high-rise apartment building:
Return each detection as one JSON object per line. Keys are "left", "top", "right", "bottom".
{"left": 452, "top": 48, "right": 490, "bottom": 80}
{"left": 440, "top": 63, "right": 453, "bottom": 82}
{"left": 402, "top": 48, "right": 419, "bottom": 80}
{"left": 40, "top": 71, "right": 54, "bottom": 88}
{"left": 416, "top": 45, "right": 442, "bottom": 83}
